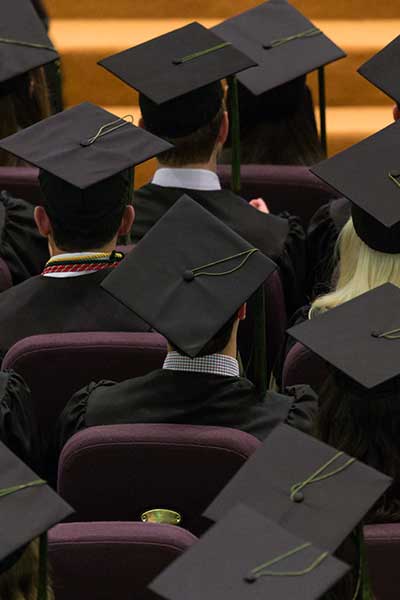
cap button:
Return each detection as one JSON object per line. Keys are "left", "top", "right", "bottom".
{"left": 371, "top": 331, "right": 380, "bottom": 338}
{"left": 80, "top": 139, "right": 91, "bottom": 147}
{"left": 183, "top": 270, "right": 195, "bottom": 282}
{"left": 263, "top": 43, "right": 272, "bottom": 49}
{"left": 244, "top": 575, "right": 256, "bottom": 584}
{"left": 292, "top": 491, "right": 304, "bottom": 503}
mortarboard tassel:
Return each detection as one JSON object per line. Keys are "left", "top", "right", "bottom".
{"left": 0, "top": 37, "right": 56, "bottom": 52}
{"left": 263, "top": 27, "right": 321, "bottom": 49}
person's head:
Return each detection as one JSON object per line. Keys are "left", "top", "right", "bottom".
{"left": 139, "top": 81, "right": 229, "bottom": 168}
{"left": 0, "top": 539, "right": 53, "bottom": 600}
{"left": 310, "top": 217, "right": 400, "bottom": 315}
{"left": 393, "top": 103, "right": 400, "bottom": 121}
{"left": 34, "top": 168, "right": 135, "bottom": 254}
{"left": 222, "top": 76, "right": 324, "bottom": 166}
{"left": 0, "top": 67, "right": 51, "bottom": 166}
{"left": 167, "top": 304, "right": 246, "bottom": 358}
{"left": 315, "top": 369, "right": 400, "bottom": 523}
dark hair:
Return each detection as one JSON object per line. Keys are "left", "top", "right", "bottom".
{"left": 151, "top": 106, "right": 225, "bottom": 167}
{"left": 0, "top": 67, "right": 52, "bottom": 166}
{"left": 221, "top": 81, "right": 324, "bottom": 166}
{"left": 170, "top": 313, "right": 237, "bottom": 357}
{"left": 40, "top": 169, "right": 132, "bottom": 252}
{"left": 315, "top": 370, "right": 400, "bottom": 523}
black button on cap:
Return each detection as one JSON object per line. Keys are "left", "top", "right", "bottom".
{"left": 183, "top": 270, "right": 195, "bottom": 282}
{"left": 292, "top": 490, "right": 304, "bottom": 503}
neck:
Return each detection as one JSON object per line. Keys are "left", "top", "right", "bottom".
{"left": 158, "top": 153, "right": 218, "bottom": 174}
{"left": 48, "top": 240, "right": 117, "bottom": 258}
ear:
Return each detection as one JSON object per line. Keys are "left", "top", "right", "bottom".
{"left": 138, "top": 117, "right": 145, "bottom": 129}
{"left": 237, "top": 303, "right": 247, "bottom": 321}
{"left": 34, "top": 206, "right": 52, "bottom": 238}
{"left": 118, "top": 205, "right": 135, "bottom": 236}
{"left": 217, "top": 110, "right": 229, "bottom": 147}
{"left": 393, "top": 105, "right": 400, "bottom": 122}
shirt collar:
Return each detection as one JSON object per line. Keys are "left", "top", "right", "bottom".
{"left": 163, "top": 351, "right": 240, "bottom": 378}
{"left": 152, "top": 168, "right": 221, "bottom": 191}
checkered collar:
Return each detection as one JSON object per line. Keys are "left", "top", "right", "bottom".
{"left": 163, "top": 351, "right": 240, "bottom": 377}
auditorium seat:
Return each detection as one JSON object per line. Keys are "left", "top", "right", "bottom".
{"left": 0, "top": 167, "right": 42, "bottom": 205}
{"left": 58, "top": 423, "right": 260, "bottom": 535}
{"left": 365, "top": 523, "right": 400, "bottom": 600}
{"left": 282, "top": 341, "right": 329, "bottom": 391}
{"left": 2, "top": 332, "right": 167, "bottom": 435}
{"left": 217, "top": 164, "right": 339, "bottom": 227}
{"left": 49, "top": 521, "right": 197, "bottom": 600}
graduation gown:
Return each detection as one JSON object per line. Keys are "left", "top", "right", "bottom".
{"left": 307, "top": 197, "right": 351, "bottom": 299}
{"left": 0, "top": 191, "right": 49, "bottom": 285}
{"left": 0, "top": 268, "right": 151, "bottom": 359}
{"left": 54, "top": 368, "right": 318, "bottom": 458}
{"left": 0, "top": 370, "right": 40, "bottom": 472}
{"left": 132, "top": 184, "right": 307, "bottom": 317}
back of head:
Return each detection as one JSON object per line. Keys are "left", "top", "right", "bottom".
{"left": 39, "top": 168, "right": 132, "bottom": 252}
{"left": 311, "top": 217, "right": 400, "bottom": 315}
{"left": 139, "top": 82, "right": 225, "bottom": 166}
{"left": 0, "top": 539, "right": 53, "bottom": 600}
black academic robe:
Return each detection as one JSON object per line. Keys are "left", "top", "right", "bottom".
{"left": 307, "top": 197, "right": 351, "bottom": 299}
{"left": 0, "top": 191, "right": 49, "bottom": 285}
{"left": 132, "top": 184, "right": 307, "bottom": 317}
{"left": 0, "top": 268, "right": 150, "bottom": 359}
{"left": 54, "top": 368, "right": 318, "bottom": 460}
{"left": 0, "top": 370, "right": 40, "bottom": 472}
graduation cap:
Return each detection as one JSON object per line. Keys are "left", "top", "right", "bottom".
{"left": 212, "top": 0, "right": 346, "bottom": 155}
{"left": 358, "top": 35, "right": 400, "bottom": 106}
{"left": 288, "top": 283, "right": 400, "bottom": 390}
{"left": 102, "top": 195, "right": 276, "bottom": 387}
{"left": 310, "top": 119, "right": 400, "bottom": 253}
{"left": 0, "top": 0, "right": 58, "bottom": 92}
{"left": 205, "top": 424, "right": 392, "bottom": 553}
{"left": 0, "top": 441, "right": 73, "bottom": 599}
{"left": 98, "top": 21, "right": 257, "bottom": 194}
{"left": 150, "top": 504, "right": 350, "bottom": 600}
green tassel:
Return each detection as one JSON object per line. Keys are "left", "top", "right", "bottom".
{"left": 37, "top": 533, "right": 48, "bottom": 600}
{"left": 227, "top": 76, "right": 241, "bottom": 195}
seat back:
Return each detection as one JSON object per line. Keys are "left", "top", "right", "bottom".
{"left": 58, "top": 424, "right": 260, "bottom": 535}
{"left": 0, "top": 167, "right": 42, "bottom": 205}
{"left": 0, "top": 257, "right": 12, "bottom": 291}
{"left": 49, "top": 521, "right": 197, "bottom": 600}
{"left": 217, "top": 164, "right": 339, "bottom": 227}
{"left": 282, "top": 341, "right": 329, "bottom": 392}
{"left": 2, "top": 332, "right": 167, "bottom": 434}
{"left": 365, "top": 523, "right": 400, "bottom": 600}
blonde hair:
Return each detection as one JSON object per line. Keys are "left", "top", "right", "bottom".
{"left": 0, "top": 539, "right": 53, "bottom": 600}
{"left": 310, "top": 217, "right": 400, "bottom": 316}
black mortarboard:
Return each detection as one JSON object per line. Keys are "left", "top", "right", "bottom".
{"left": 102, "top": 195, "right": 276, "bottom": 358}
{"left": 0, "top": 0, "right": 58, "bottom": 90}
{"left": 213, "top": 0, "right": 346, "bottom": 154}
{"left": 0, "top": 441, "right": 73, "bottom": 599}
{"left": 358, "top": 35, "right": 400, "bottom": 106}
{"left": 150, "top": 504, "right": 350, "bottom": 600}
{"left": 99, "top": 22, "right": 256, "bottom": 193}
{"left": 205, "top": 424, "right": 391, "bottom": 553}
{"left": 310, "top": 119, "right": 400, "bottom": 253}
{"left": 288, "top": 283, "right": 400, "bottom": 390}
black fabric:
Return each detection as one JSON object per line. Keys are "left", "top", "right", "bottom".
{"left": 54, "top": 368, "right": 318, "bottom": 459}
{"left": 0, "top": 191, "right": 49, "bottom": 284}
{"left": 358, "top": 35, "right": 400, "bottom": 105}
{"left": 0, "top": 268, "right": 151, "bottom": 359}
{"left": 132, "top": 184, "right": 306, "bottom": 316}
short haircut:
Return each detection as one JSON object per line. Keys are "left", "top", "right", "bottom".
{"left": 169, "top": 312, "right": 237, "bottom": 357}
{"left": 39, "top": 168, "right": 131, "bottom": 252}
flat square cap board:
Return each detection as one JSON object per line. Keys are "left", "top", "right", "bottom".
{"left": 358, "top": 35, "right": 400, "bottom": 105}
{"left": 0, "top": 440, "right": 73, "bottom": 565}
{"left": 150, "top": 504, "right": 350, "bottom": 600}
{"left": 205, "top": 424, "right": 392, "bottom": 553}
{"left": 0, "top": 0, "right": 58, "bottom": 84}
{"left": 101, "top": 195, "right": 277, "bottom": 357}
{"left": 98, "top": 21, "right": 256, "bottom": 104}
{"left": 212, "top": 0, "right": 346, "bottom": 96}
{"left": 0, "top": 101, "right": 172, "bottom": 189}
{"left": 310, "top": 119, "right": 400, "bottom": 253}
{"left": 288, "top": 283, "right": 400, "bottom": 389}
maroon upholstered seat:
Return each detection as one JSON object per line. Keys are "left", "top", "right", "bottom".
{"left": 0, "top": 167, "right": 42, "bottom": 205}
{"left": 282, "top": 341, "right": 329, "bottom": 392}
{"left": 217, "top": 164, "right": 339, "bottom": 227}
{"left": 48, "top": 521, "right": 197, "bottom": 600}
{"left": 2, "top": 332, "right": 167, "bottom": 434}
{"left": 365, "top": 523, "right": 400, "bottom": 600}
{"left": 58, "top": 423, "right": 260, "bottom": 535}
{"left": 0, "top": 257, "right": 12, "bottom": 292}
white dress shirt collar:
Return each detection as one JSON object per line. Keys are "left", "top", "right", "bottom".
{"left": 152, "top": 168, "right": 221, "bottom": 191}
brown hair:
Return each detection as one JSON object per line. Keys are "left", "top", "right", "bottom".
{"left": 0, "top": 67, "right": 52, "bottom": 166}
{"left": 0, "top": 539, "right": 54, "bottom": 600}
{"left": 156, "top": 107, "right": 225, "bottom": 167}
